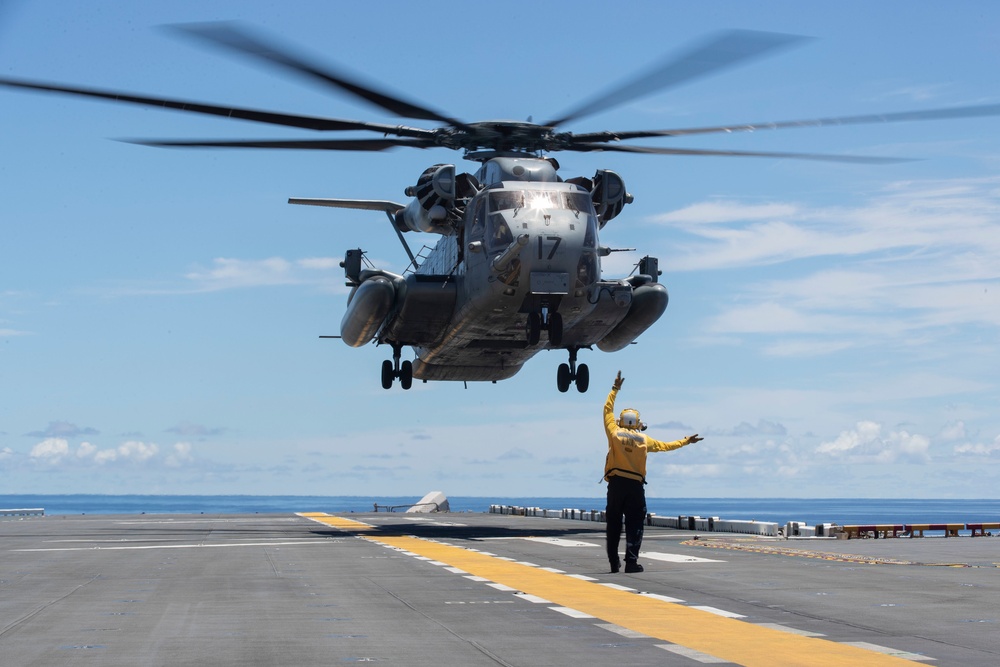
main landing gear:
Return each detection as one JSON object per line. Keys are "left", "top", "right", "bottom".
{"left": 381, "top": 344, "right": 412, "bottom": 390}
{"left": 557, "top": 347, "right": 589, "bottom": 393}
{"left": 525, "top": 311, "right": 587, "bottom": 393}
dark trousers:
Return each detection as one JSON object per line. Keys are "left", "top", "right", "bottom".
{"left": 606, "top": 475, "right": 646, "bottom": 565}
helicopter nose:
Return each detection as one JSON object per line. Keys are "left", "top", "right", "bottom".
{"left": 516, "top": 210, "right": 594, "bottom": 297}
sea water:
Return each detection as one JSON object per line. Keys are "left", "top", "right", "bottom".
{"left": 2, "top": 494, "right": 999, "bottom": 526}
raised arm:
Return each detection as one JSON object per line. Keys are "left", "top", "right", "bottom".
{"left": 604, "top": 371, "right": 625, "bottom": 435}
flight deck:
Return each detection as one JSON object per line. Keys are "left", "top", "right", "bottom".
{"left": 2, "top": 510, "right": 998, "bottom": 666}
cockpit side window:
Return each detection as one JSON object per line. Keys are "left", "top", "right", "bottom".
{"left": 487, "top": 217, "right": 513, "bottom": 250}
{"left": 583, "top": 214, "right": 598, "bottom": 249}
{"left": 486, "top": 192, "right": 518, "bottom": 250}
{"left": 565, "top": 192, "right": 595, "bottom": 215}
{"left": 469, "top": 195, "right": 487, "bottom": 239}
{"left": 564, "top": 192, "right": 599, "bottom": 248}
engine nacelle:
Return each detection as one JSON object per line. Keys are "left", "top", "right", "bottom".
{"left": 592, "top": 170, "right": 633, "bottom": 228}
{"left": 396, "top": 199, "right": 453, "bottom": 234}
{"left": 395, "top": 164, "right": 458, "bottom": 235}
{"left": 409, "top": 163, "right": 456, "bottom": 206}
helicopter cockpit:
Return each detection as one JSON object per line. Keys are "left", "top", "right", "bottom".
{"left": 485, "top": 188, "right": 599, "bottom": 251}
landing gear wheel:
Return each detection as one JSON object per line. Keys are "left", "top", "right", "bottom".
{"left": 556, "top": 347, "right": 590, "bottom": 393}
{"left": 557, "top": 363, "right": 571, "bottom": 393}
{"left": 526, "top": 312, "right": 541, "bottom": 346}
{"left": 381, "top": 359, "right": 394, "bottom": 390}
{"left": 548, "top": 312, "right": 563, "bottom": 347}
{"left": 380, "top": 344, "right": 413, "bottom": 390}
{"left": 575, "top": 363, "right": 589, "bottom": 393}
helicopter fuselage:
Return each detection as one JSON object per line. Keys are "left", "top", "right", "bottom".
{"left": 338, "top": 156, "right": 668, "bottom": 391}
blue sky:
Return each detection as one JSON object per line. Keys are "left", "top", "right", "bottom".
{"left": 2, "top": 1, "right": 999, "bottom": 500}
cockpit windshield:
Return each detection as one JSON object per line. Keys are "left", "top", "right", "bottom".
{"left": 487, "top": 189, "right": 598, "bottom": 250}
{"left": 489, "top": 190, "right": 595, "bottom": 216}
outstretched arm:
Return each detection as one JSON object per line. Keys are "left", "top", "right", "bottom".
{"left": 647, "top": 433, "right": 704, "bottom": 453}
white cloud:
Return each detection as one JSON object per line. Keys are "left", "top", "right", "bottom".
{"left": 107, "top": 254, "right": 348, "bottom": 297}
{"left": 651, "top": 201, "right": 800, "bottom": 225}
{"left": 94, "top": 448, "right": 120, "bottom": 464}
{"left": 184, "top": 257, "right": 298, "bottom": 291}
{"left": 166, "top": 442, "right": 194, "bottom": 467}
{"left": 707, "top": 302, "right": 855, "bottom": 336}
{"left": 297, "top": 257, "right": 340, "bottom": 270}
{"left": 598, "top": 251, "right": 642, "bottom": 278}
{"left": 953, "top": 435, "right": 1000, "bottom": 458}
{"left": 28, "top": 438, "right": 184, "bottom": 468}
{"left": 816, "top": 421, "right": 881, "bottom": 455}
{"left": 774, "top": 465, "right": 805, "bottom": 478}
{"left": 655, "top": 177, "right": 1000, "bottom": 271}
{"left": 657, "top": 177, "right": 1000, "bottom": 355}
{"left": 115, "top": 441, "right": 159, "bottom": 463}
{"left": 30, "top": 438, "right": 70, "bottom": 463}
{"left": 661, "top": 463, "right": 724, "bottom": 477}
{"left": 938, "top": 421, "right": 967, "bottom": 441}
{"left": 816, "top": 421, "right": 931, "bottom": 464}
{"left": 760, "top": 339, "right": 854, "bottom": 357}
{"left": 161, "top": 256, "right": 346, "bottom": 293}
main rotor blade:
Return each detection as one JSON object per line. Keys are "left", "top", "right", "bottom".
{"left": 123, "top": 137, "right": 439, "bottom": 151}
{"left": 0, "top": 76, "right": 437, "bottom": 138}
{"left": 288, "top": 198, "right": 405, "bottom": 214}
{"left": 544, "top": 29, "right": 808, "bottom": 128}
{"left": 569, "top": 103, "right": 1000, "bottom": 143}
{"left": 170, "top": 22, "right": 467, "bottom": 129}
{"left": 570, "top": 142, "right": 911, "bottom": 164}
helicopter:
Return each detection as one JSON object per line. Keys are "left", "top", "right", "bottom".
{"left": 4, "top": 25, "right": 1000, "bottom": 392}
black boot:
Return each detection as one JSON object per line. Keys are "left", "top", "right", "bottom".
{"left": 610, "top": 557, "right": 621, "bottom": 574}
{"left": 624, "top": 560, "right": 643, "bottom": 573}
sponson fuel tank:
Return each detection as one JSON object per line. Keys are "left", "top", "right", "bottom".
{"left": 597, "top": 281, "right": 668, "bottom": 352}
{"left": 341, "top": 273, "right": 399, "bottom": 348}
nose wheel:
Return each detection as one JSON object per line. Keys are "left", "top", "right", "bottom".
{"left": 526, "top": 309, "right": 563, "bottom": 347}
{"left": 380, "top": 345, "right": 413, "bottom": 390}
{"left": 556, "top": 347, "right": 589, "bottom": 393}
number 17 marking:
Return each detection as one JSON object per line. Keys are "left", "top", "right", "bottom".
{"left": 537, "top": 235, "right": 562, "bottom": 260}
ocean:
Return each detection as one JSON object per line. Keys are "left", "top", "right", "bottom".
{"left": 2, "top": 495, "right": 1000, "bottom": 526}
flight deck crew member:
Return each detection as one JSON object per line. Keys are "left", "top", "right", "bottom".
{"left": 604, "top": 370, "right": 703, "bottom": 573}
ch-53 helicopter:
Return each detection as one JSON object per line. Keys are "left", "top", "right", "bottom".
{"left": 5, "top": 25, "right": 1000, "bottom": 392}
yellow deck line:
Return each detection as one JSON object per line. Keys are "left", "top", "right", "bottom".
{"left": 298, "top": 515, "right": 921, "bottom": 666}
{"left": 296, "top": 512, "right": 374, "bottom": 531}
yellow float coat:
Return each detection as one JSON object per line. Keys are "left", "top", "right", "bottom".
{"left": 603, "top": 386, "right": 694, "bottom": 483}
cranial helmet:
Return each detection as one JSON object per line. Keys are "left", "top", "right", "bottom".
{"left": 618, "top": 408, "right": 641, "bottom": 430}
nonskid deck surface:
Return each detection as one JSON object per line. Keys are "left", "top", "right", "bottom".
{"left": 2, "top": 511, "right": 998, "bottom": 666}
